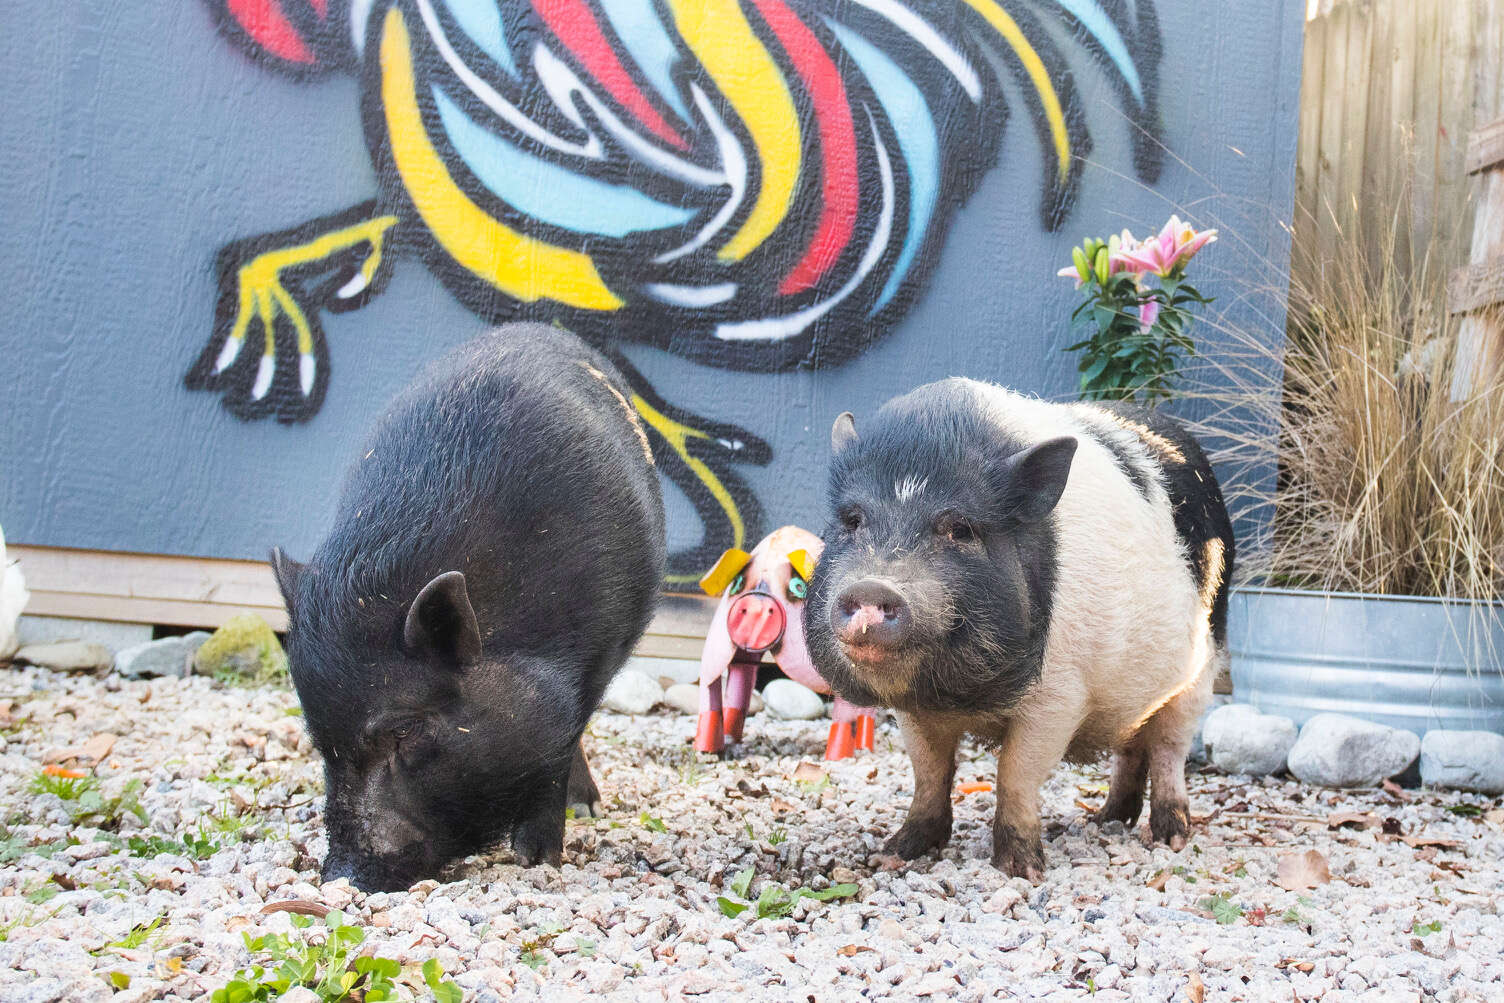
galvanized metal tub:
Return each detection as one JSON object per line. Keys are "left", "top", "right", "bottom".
{"left": 1228, "top": 587, "right": 1504, "bottom": 735}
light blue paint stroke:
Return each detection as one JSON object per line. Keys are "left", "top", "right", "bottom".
{"left": 1051, "top": 0, "right": 1142, "bottom": 104}
{"left": 442, "top": 0, "right": 518, "bottom": 77}
{"left": 434, "top": 87, "right": 699, "bottom": 236}
{"left": 827, "top": 21, "right": 938, "bottom": 314}
{"left": 597, "top": 0, "right": 692, "bottom": 121}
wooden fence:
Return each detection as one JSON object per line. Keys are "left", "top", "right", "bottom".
{"left": 1295, "top": 0, "right": 1504, "bottom": 295}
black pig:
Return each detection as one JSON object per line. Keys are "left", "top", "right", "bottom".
{"left": 805, "top": 378, "right": 1233, "bottom": 879}
{"left": 272, "top": 325, "right": 665, "bottom": 891}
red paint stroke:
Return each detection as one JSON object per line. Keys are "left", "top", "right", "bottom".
{"left": 531, "top": 0, "right": 686, "bottom": 149}
{"left": 226, "top": 0, "right": 317, "bottom": 65}
{"left": 752, "top": 0, "right": 858, "bottom": 295}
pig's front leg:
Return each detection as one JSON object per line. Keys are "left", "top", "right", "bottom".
{"left": 883, "top": 712, "right": 965, "bottom": 860}
{"left": 992, "top": 703, "right": 1081, "bottom": 881}
{"left": 512, "top": 765, "right": 570, "bottom": 867}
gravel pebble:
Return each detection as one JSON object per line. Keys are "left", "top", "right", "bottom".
{"left": 1, "top": 664, "right": 1501, "bottom": 1000}
{"left": 761, "top": 678, "right": 825, "bottom": 720}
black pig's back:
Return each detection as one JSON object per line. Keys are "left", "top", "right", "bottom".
{"left": 311, "top": 324, "right": 666, "bottom": 704}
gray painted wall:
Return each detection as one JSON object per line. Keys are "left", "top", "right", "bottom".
{"left": 1, "top": 1, "right": 1302, "bottom": 582}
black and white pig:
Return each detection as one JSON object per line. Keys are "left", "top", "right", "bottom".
{"left": 271, "top": 324, "right": 665, "bottom": 891}
{"left": 805, "top": 378, "right": 1233, "bottom": 880}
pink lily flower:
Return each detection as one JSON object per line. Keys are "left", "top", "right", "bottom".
{"left": 1138, "top": 298, "right": 1161, "bottom": 331}
{"left": 1113, "top": 216, "right": 1217, "bottom": 277}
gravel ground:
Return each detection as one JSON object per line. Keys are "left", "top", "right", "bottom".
{"left": 2, "top": 665, "right": 1503, "bottom": 1002}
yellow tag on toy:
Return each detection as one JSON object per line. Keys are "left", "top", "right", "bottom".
{"left": 699, "top": 548, "right": 752, "bottom": 596}
{"left": 787, "top": 548, "right": 816, "bottom": 582}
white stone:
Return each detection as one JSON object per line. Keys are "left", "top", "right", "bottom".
{"left": 13, "top": 640, "right": 113, "bottom": 673}
{"left": 1287, "top": 713, "right": 1421, "bottom": 787}
{"left": 1419, "top": 730, "right": 1504, "bottom": 794}
{"left": 663, "top": 683, "right": 699, "bottom": 716}
{"left": 761, "top": 679, "right": 825, "bottom": 720}
{"left": 600, "top": 670, "right": 663, "bottom": 715}
{"left": 1202, "top": 703, "right": 1298, "bottom": 776}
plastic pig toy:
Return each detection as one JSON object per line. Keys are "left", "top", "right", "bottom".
{"left": 696, "top": 526, "right": 878, "bottom": 760}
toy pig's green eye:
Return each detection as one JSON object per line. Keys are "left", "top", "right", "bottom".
{"left": 730, "top": 573, "right": 745, "bottom": 595}
{"left": 787, "top": 575, "right": 807, "bottom": 600}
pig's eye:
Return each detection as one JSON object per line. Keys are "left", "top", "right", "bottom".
{"left": 729, "top": 573, "right": 745, "bottom": 595}
{"left": 939, "top": 515, "right": 977, "bottom": 544}
{"left": 391, "top": 721, "right": 418, "bottom": 741}
{"left": 840, "top": 508, "right": 863, "bottom": 532}
{"left": 787, "top": 575, "right": 807, "bottom": 600}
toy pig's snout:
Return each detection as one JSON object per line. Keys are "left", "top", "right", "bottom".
{"left": 725, "top": 589, "right": 785, "bottom": 653}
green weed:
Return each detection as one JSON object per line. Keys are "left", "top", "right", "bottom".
{"left": 715, "top": 867, "right": 859, "bottom": 920}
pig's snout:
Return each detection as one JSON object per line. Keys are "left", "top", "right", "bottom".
{"left": 726, "top": 590, "right": 786, "bottom": 652}
{"left": 832, "top": 580, "right": 911, "bottom": 652}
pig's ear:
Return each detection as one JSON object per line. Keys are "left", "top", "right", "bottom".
{"left": 404, "top": 571, "right": 483, "bottom": 666}
{"left": 268, "top": 548, "right": 305, "bottom": 609}
{"left": 831, "top": 412, "right": 858, "bottom": 453}
{"left": 997, "top": 436, "right": 1077, "bottom": 523}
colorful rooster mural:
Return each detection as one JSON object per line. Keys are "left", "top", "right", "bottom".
{"left": 186, "top": 0, "right": 1164, "bottom": 584}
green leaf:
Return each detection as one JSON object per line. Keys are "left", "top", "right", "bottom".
{"left": 755, "top": 884, "right": 794, "bottom": 919}
{"left": 797, "top": 883, "right": 859, "bottom": 903}
{"left": 716, "top": 896, "right": 749, "bottom": 918}
{"left": 422, "top": 957, "right": 442, "bottom": 987}
{"left": 1081, "top": 357, "right": 1110, "bottom": 384}
{"left": 106, "top": 972, "right": 131, "bottom": 990}
{"left": 432, "top": 981, "right": 464, "bottom": 1003}
{"left": 639, "top": 812, "right": 667, "bottom": 833}
{"left": 730, "top": 867, "right": 754, "bottom": 899}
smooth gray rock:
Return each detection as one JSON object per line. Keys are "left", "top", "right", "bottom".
{"left": 1287, "top": 713, "right": 1421, "bottom": 787}
{"left": 1202, "top": 703, "right": 1297, "bottom": 776}
{"left": 1188, "top": 694, "right": 1233, "bottom": 765}
{"left": 663, "top": 682, "right": 699, "bottom": 715}
{"left": 762, "top": 679, "right": 825, "bottom": 720}
{"left": 1420, "top": 730, "right": 1504, "bottom": 794}
{"left": 114, "top": 632, "right": 211, "bottom": 679}
{"left": 600, "top": 670, "right": 663, "bottom": 715}
{"left": 13, "top": 640, "right": 113, "bottom": 673}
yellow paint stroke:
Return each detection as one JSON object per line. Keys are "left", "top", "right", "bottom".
{"left": 228, "top": 214, "right": 399, "bottom": 358}
{"left": 632, "top": 392, "right": 748, "bottom": 586}
{"left": 380, "top": 9, "right": 623, "bottom": 310}
{"left": 665, "top": 0, "right": 800, "bottom": 261}
{"left": 962, "top": 0, "right": 1070, "bottom": 184}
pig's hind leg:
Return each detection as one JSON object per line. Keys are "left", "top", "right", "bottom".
{"left": 882, "top": 712, "right": 965, "bottom": 860}
{"left": 1141, "top": 683, "right": 1211, "bottom": 851}
{"left": 1093, "top": 738, "right": 1149, "bottom": 827}
{"left": 566, "top": 741, "right": 604, "bottom": 819}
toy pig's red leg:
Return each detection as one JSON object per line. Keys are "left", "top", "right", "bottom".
{"left": 855, "top": 711, "right": 877, "bottom": 751}
{"left": 825, "top": 720, "right": 855, "bottom": 760}
{"left": 695, "top": 677, "right": 725, "bottom": 754}
{"left": 723, "top": 660, "right": 757, "bottom": 743}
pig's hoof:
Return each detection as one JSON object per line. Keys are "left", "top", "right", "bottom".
{"left": 882, "top": 818, "right": 950, "bottom": 860}
{"left": 991, "top": 825, "right": 1045, "bottom": 882}
{"left": 1092, "top": 795, "right": 1143, "bottom": 828}
{"left": 1149, "top": 801, "right": 1191, "bottom": 850}
{"left": 512, "top": 819, "right": 564, "bottom": 868}
{"left": 567, "top": 799, "right": 604, "bottom": 820}
{"left": 871, "top": 853, "right": 908, "bottom": 871}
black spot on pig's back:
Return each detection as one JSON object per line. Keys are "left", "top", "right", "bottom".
{"left": 1097, "top": 403, "right": 1235, "bottom": 646}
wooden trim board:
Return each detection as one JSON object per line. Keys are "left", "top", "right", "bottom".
{"left": 9, "top": 545, "right": 717, "bottom": 656}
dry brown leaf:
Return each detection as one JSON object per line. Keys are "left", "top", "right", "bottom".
{"left": 769, "top": 798, "right": 797, "bottom": 815}
{"left": 44, "top": 732, "right": 117, "bottom": 767}
{"left": 1382, "top": 779, "right": 1412, "bottom": 802}
{"left": 1484, "top": 808, "right": 1504, "bottom": 827}
{"left": 1146, "top": 870, "right": 1171, "bottom": 891}
{"left": 838, "top": 945, "right": 875, "bottom": 957}
{"left": 1275, "top": 958, "right": 1315, "bottom": 972}
{"left": 1185, "top": 971, "right": 1205, "bottom": 1003}
{"left": 260, "top": 900, "right": 330, "bottom": 918}
{"left": 1275, "top": 849, "right": 1331, "bottom": 891}
{"left": 1402, "top": 835, "right": 1463, "bottom": 850}
{"left": 791, "top": 762, "right": 826, "bottom": 783}
{"left": 1327, "top": 811, "right": 1380, "bottom": 830}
